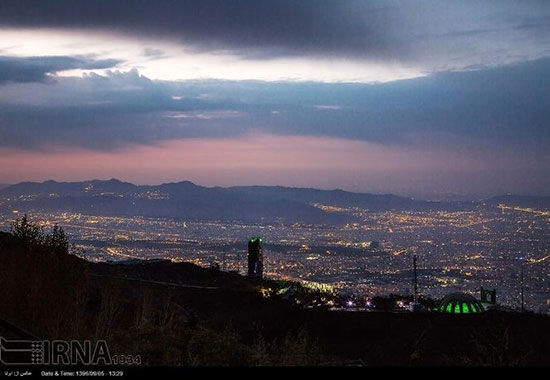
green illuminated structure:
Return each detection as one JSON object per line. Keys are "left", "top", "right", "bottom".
{"left": 437, "top": 292, "right": 485, "bottom": 314}
{"left": 247, "top": 236, "right": 264, "bottom": 278}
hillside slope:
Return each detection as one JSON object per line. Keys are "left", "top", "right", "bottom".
{"left": 1, "top": 230, "right": 549, "bottom": 366}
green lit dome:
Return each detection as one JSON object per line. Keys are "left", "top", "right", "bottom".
{"left": 437, "top": 292, "right": 485, "bottom": 314}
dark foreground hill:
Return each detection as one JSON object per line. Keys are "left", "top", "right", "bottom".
{"left": 1, "top": 230, "right": 549, "bottom": 366}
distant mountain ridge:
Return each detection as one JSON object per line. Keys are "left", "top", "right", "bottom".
{"left": 484, "top": 195, "right": 550, "bottom": 209}
{"left": 0, "top": 178, "right": 138, "bottom": 197}
{"left": 1, "top": 179, "right": 548, "bottom": 223}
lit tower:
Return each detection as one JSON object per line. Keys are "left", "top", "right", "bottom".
{"left": 247, "top": 237, "right": 264, "bottom": 278}
{"left": 409, "top": 254, "right": 425, "bottom": 312}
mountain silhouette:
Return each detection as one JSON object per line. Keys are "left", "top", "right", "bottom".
{"left": 1, "top": 179, "right": 547, "bottom": 223}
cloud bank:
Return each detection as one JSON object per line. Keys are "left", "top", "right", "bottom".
{"left": 0, "top": 55, "right": 121, "bottom": 83}
{"left": 1, "top": 0, "right": 549, "bottom": 70}
{"left": 0, "top": 58, "right": 548, "bottom": 150}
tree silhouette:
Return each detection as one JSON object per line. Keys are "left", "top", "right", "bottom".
{"left": 47, "top": 224, "right": 70, "bottom": 254}
{"left": 10, "top": 214, "right": 69, "bottom": 254}
{"left": 11, "top": 214, "right": 44, "bottom": 245}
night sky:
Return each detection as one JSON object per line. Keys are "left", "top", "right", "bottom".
{"left": 0, "top": 0, "right": 549, "bottom": 199}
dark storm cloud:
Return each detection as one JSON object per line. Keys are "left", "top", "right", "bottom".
{"left": 0, "top": 69, "right": 248, "bottom": 149}
{"left": 0, "top": 57, "right": 548, "bottom": 151}
{"left": 2, "top": 0, "right": 549, "bottom": 63}
{"left": 0, "top": 55, "right": 121, "bottom": 83}
{"left": 265, "top": 58, "right": 550, "bottom": 144}
{"left": 0, "top": 0, "right": 390, "bottom": 58}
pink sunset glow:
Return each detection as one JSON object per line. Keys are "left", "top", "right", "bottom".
{"left": 1, "top": 133, "right": 544, "bottom": 196}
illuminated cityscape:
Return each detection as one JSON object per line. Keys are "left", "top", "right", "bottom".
{"left": 2, "top": 197, "right": 548, "bottom": 313}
